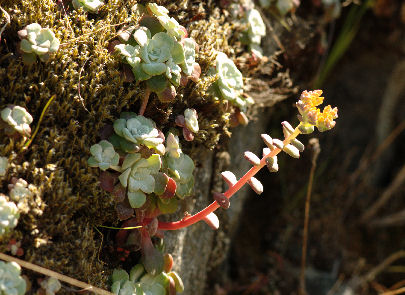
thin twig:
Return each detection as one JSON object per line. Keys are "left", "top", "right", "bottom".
{"left": 78, "top": 57, "right": 90, "bottom": 112}
{"left": 0, "top": 6, "right": 10, "bottom": 40}
{"left": 299, "top": 138, "right": 321, "bottom": 295}
{"left": 0, "top": 253, "right": 114, "bottom": 295}
{"left": 380, "top": 287, "right": 405, "bottom": 295}
{"left": 361, "top": 163, "right": 405, "bottom": 223}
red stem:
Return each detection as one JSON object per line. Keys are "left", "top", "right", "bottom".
{"left": 155, "top": 127, "right": 302, "bottom": 230}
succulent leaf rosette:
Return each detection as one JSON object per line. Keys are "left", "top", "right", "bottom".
{"left": 245, "top": 8, "right": 266, "bottom": 58}
{"left": 87, "top": 140, "right": 120, "bottom": 171}
{"left": 72, "top": 0, "right": 104, "bottom": 13}
{"left": 119, "top": 153, "right": 162, "bottom": 208}
{"left": 113, "top": 113, "right": 165, "bottom": 155}
{"left": 114, "top": 3, "right": 200, "bottom": 103}
{"left": 18, "top": 23, "right": 60, "bottom": 63}
{"left": 1, "top": 106, "right": 33, "bottom": 137}
{"left": 0, "top": 261, "right": 26, "bottom": 295}
{"left": 111, "top": 264, "right": 183, "bottom": 295}
{"left": 166, "top": 153, "right": 195, "bottom": 199}
{"left": 214, "top": 52, "right": 254, "bottom": 112}
{"left": 0, "top": 195, "right": 19, "bottom": 236}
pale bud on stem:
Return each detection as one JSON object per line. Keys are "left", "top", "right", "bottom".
{"left": 221, "top": 171, "right": 237, "bottom": 187}
{"left": 248, "top": 177, "right": 263, "bottom": 194}
{"left": 266, "top": 156, "right": 278, "bottom": 172}
{"left": 202, "top": 212, "right": 219, "bottom": 230}
{"left": 261, "top": 134, "right": 275, "bottom": 150}
{"left": 272, "top": 139, "right": 284, "bottom": 149}
{"left": 244, "top": 151, "right": 261, "bottom": 166}
{"left": 283, "top": 144, "right": 300, "bottom": 158}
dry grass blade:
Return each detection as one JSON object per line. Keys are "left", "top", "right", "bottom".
{"left": 361, "top": 164, "right": 405, "bottom": 223}
{"left": 299, "top": 138, "right": 321, "bottom": 295}
{"left": 368, "top": 209, "right": 405, "bottom": 227}
{"left": 380, "top": 287, "right": 405, "bottom": 295}
{"left": 0, "top": 253, "right": 114, "bottom": 295}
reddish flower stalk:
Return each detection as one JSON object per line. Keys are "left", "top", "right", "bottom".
{"left": 155, "top": 126, "right": 302, "bottom": 230}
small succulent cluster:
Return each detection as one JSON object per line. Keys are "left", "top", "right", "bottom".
{"left": 38, "top": 277, "right": 62, "bottom": 295}
{"left": 88, "top": 113, "right": 195, "bottom": 220}
{"left": 1, "top": 106, "right": 33, "bottom": 138}
{"left": 17, "top": 23, "right": 60, "bottom": 64}
{"left": 211, "top": 52, "right": 253, "bottom": 125}
{"left": 0, "top": 194, "right": 20, "bottom": 236}
{"left": 114, "top": 3, "right": 201, "bottom": 104}
{"left": 175, "top": 108, "right": 199, "bottom": 141}
{"left": 244, "top": 8, "right": 266, "bottom": 58}
{"left": 111, "top": 257, "right": 183, "bottom": 295}
{"left": 72, "top": 0, "right": 104, "bottom": 13}
{"left": 0, "top": 261, "right": 26, "bottom": 295}
{"left": 259, "top": 0, "right": 300, "bottom": 16}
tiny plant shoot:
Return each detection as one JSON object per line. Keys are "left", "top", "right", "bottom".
{"left": 149, "top": 90, "right": 338, "bottom": 230}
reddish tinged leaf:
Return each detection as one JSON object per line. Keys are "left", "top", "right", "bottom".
{"left": 116, "top": 203, "right": 134, "bottom": 221}
{"left": 180, "top": 74, "right": 189, "bottom": 87}
{"left": 183, "top": 127, "right": 194, "bottom": 141}
{"left": 160, "top": 177, "right": 176, "bottom": 199}
{"left": 108, "top": 39, "right": 121, "bottom": 53}
{"left": 164, "top": 253, "right": 174, "bottom": 273}
{"left": 167, "top": 276, "right": 176, "bottom": 295}
{"left": 99, "top": 124, "right": 114, "bottom": 140}
{"left": 248, "top": 177, "right": 263, "bottom": 195}
{"left": 115, "top": 218, "right": 139, "bottom": 247}
{"left": 189, "top": 63, "right": 201, "bottom": 82}
{"left": 122, "top": 64, "right": 135, "bottom": 82}
{"left": 147, "top": 217, "right": 158, "bottom": 237}
{"left": 158, "top": 85, "right": 176, "bottom": 103}
{"left": 236, "top": 111, "right": 249, "bottom": 125}
{"left": 213, "top": 192, "right": 230, "bottom": 209}
{"left": 157, "top": 129, "right": 165, "bottom": 143}
{"left": 140, "top": 229, "right": 164, "bottom": 275}
{"left": 99, "top": 171, "right": 117, "bottom": 192}
{"left": 113, "top": 184, "right": 126, "bottom": 203}
{"left": 175, "top": 115, "right": 185, "bottom": 127}
{"left": 179, "top": 26, "right": 188, "bottom": 38}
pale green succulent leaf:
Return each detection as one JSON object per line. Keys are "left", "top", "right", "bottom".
{"left": 128, "top": 190, "right": 147, "bottom": 208}
{"left": 171, "top": 41, "right": 185, "bottom": 64}
{"left": 166, "top": 153, "right": 195, "bottom": 182}
{"left": 118, "top": 168, "right": 131, "bottom": 187}
{"left": 146, "top": 75, "right": 167, "bottom": 93}
{"left": 175, "top": 176, "right": 194, "bottom": 198}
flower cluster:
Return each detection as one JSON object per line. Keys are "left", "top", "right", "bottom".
{"left": 18, "top": 23, "right": 60, "bottom": 64}
{"left": 114, "top": 3, "right": 201, "bottom": 103}
{"left": 296, "top": 90, "right": 338, "bottom": 133}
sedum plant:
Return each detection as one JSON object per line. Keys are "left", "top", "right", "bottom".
{"left": 0, "top": 195, "right": 19, "bottom": 236}
{"left": 0, "top": 157, "right": 7, "bottom": 177}
{"left": 39, "top": 277, "right": 61, "bottom": 295}
{"left": 87, "top": 140, "right": 120, "bottom": 171}
{"left": 138, "top": 90, "right": 337, "bottom": 231}
{"left": 8, "top": 178, "right": 33, "bottom": 203}
{"left": 1, "top": 106, "right": 33, "bottom": 137}
{"left": 175, "top": 108, "right": 199, "bottom": 141}
{"left": 112, "top": 113, "right": 165, "bottom": 155}
{"left": 111, "top": 260, "right": 183, "bottom": 295}
{"left": 244, "top": 8, "right": 266, "bottom": 58}
{"left": 119, "top": 153, "right": 162, "bottom": 209}
{"left": 17, "top": 23, "right": 60, "bottom": 64}
{"left": 72, "top": 0, "right": 104, "bottom": 13}
{"left": 0, "top": 261, "right": 26, "bottom": 295}
{"left": 211, "top": 52, "right": 254, "bottom": 124}
{"left": 114, "top": 3, "right": 201, "bottom": 114}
